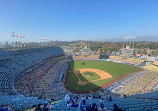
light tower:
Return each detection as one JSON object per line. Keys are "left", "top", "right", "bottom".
{"left": 123, "top": 36, "right": 136, "bottom": 49}
{"left": 83, "top": 38, "right": 90, "bottom": 49}
{"left": 146, "top": 48, "right": 149, "bottom": 65}
{"left": 41, "top": 38, "right": 51, "bottom": 46}
{"left": 11, "top": 32, "right": 25, "bottom": 48}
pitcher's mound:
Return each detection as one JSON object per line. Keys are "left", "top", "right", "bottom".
{"left": 86, "top": 75, "right": 91, "bottom": 77}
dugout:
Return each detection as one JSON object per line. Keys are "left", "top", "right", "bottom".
{"left": 99, "top": 54, "right": 109, "bottom": 59}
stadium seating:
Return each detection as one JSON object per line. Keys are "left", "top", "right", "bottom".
{"left": 110, "top": 56, "right": 144, "bottom": 65}
{"left": 1, "top": 92, "right": 158, "bottom": 110}
{"left": 153, "top": 61, "right": 158, "bottom": 66}
{"left": 53, "top": 62, "right": 69, "bottom": 83}
{"left": 0, "top": 48, "right": 10, "bottom": 59}
{"left": 15, "top": 54, "right": 70, "bottom": 98}
{"left": 131, "top": 90, "right": 158, "bottom": 100}
{"left": 0, "top": 94, "right": 45, "bottom": 110}
{"left": 143, "top": 65, "right": 158, "bottom": 71}
{"left": 0, "top": 47, "right": 65, "bottom": 94}
{"left": 25, "top": 95, "right": 158, "bottom": 111}
{"left": 1, "top": 47, "right": 158, "bottom": 111}
{"left": 110, "top": 70, "right": 158, "bottom": 99}
{"left": 72, "top": 55, "right": 99, "bottom": 60}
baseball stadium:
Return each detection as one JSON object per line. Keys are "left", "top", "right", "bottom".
{"left": 1, "top": 1, "right": 158, "bottom": 111}
{"left": 0, "top": 46, "right": 158, "bottom": 111}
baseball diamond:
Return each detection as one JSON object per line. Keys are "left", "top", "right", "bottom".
{"left": 74, "top": 69, "right": 112, "bottom": 85}
{"left": 64, "top": 60, "right": 143, "bottom": 94}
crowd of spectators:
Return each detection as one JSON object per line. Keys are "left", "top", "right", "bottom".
{"left": 32, "top": 95, "right": 125, "bottom": 111}
{"left": 0, "top": 47, "right": 64, "bottom": 94}
{"left": 15, "top": 54, "right": 70, "bottom": 97}
{"left": 32, "top": 58, "right": 70, "bottom": 97}
{"left": 108, "top": 70, "right": 158, "bottom": 100}
{"left": 143, "top": 65, "right": 158, "bottom": 71}
{"left": 110, "top": 71, "right": 146, "bottom": 94}
{"left": 109, "top": 56, "right": 144, "bottom": 65}
{"left": 116, "top": 71, "right": 158, "bottom": 95}
{"left": 1, "top": 91, "right": 158, "bottom": 111}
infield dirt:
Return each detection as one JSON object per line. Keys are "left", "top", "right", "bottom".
{"left": 74, "top": 69, "right": 112, "bottom": 85}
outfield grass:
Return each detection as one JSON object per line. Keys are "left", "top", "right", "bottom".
{"left": 65, "top": 60, "right": 142, "bottom": 93}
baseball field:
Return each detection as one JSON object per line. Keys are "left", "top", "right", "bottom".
{"left": 64, "top": 60, "right": 143, "bottom": 93}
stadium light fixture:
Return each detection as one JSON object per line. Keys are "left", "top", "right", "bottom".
{"left": 41, "top": 38, "right": 51, "bottom": 46}
{"left": 11, "top": 32, "right": 25, "bottom": 48}
{"left": 122, "top": 36, "right": 136, "bottom": 49}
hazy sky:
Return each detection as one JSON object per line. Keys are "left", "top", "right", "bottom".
{"left": 0, "top": 0, "right": 158, "bottom": 42}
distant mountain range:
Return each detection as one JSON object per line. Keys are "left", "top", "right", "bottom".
{"left": 0, "top": 36, "right": 158, "bottom": 44}
{"left": 105, "top": 36, "right": 158, "bottom": 42}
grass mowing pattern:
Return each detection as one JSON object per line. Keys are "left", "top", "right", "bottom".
{"left": 66, "top": 60, "right": 142, "bottom": 93}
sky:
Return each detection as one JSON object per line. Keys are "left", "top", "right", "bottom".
{"left": 0, "top": 0, "right": 158, "bottom": 42}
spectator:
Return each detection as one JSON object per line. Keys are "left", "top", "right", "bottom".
{"left": 88, "top": 96, "right": 92, "bottom": 100}
{"left": 42, "top": 104, "right": 49, "bottom": 111}
{"left": 34, "top": 104, "right": 42, "bottom": 111}
{"left": 64, "top": 95, "right": 70, "bottom": 102}
{"left": 71, "top": 101, "right": 79, "bottom": 107}
{"left": 75, "top": 97, "right": 79, "bottom": 102}
{"left": 72, "top": 97, "right": 78, "bottom": 103}
{"left": 90, "top": 103, "right": 98, "bottom": 111}
{"left": 93, "top": 96, "right": 96, "bottom": 99}
{"left": 108, "top": 96, "right": 112, "bottom": 101}
{"left": 81, "top": 95, "right": 86, "bottom": 100}
{"left": 80, "top": 99, "right": 89, "bottom": 111}
{"left": 67, "top": 102, "right": 72, "bottom": 107}
{"left": 99, "top": 103, "right": 107, "bottom": 111}
{"left": 87, "top": 104, "right": 92, "bottom": 111}
{"left": 100, "top": 98, "right": 105, "bottom": 103}
{"left": 113, "top": 104, "right": 123, "bottom": 111}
